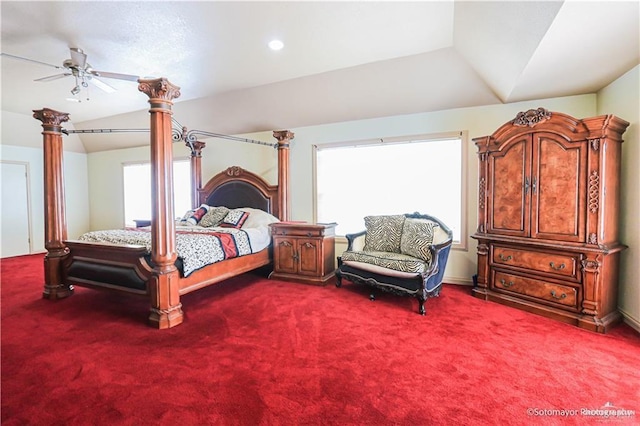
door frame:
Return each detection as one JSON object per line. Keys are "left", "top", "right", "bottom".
{"left": 1, "top": 160, "right": 34, "bottom": 256}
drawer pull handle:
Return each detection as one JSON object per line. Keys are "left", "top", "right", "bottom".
{"left": 498, "top": 254, "right": 513, "bottom": 261}
{"left": 500, "top": 278, "right": 514, "bottom": 288}
{"left": 549, "top": 262, "right": 566, "bottom": 271}
{"left": 550, "top": 290, "right": 567, "bottom": 300}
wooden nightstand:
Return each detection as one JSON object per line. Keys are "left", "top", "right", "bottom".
{"left": 269, "top": 222, "right": 337, "bottom": 285}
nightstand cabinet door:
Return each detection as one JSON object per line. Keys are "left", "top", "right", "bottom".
{"left": 274, "top": 238, "right": 297, "bottom": 274}
{"left": 298, "top": 238, "right": 322, "bottom": 276}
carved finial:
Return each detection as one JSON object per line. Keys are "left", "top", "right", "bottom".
{"left": 513, "top": 108, "right": 551, "bottom": 127}
{"left": 225, "top": 166, "right": 243, "bottom": 176}
{"left": 138, "top": 78, "right": 181, "bottom": 101}
{"left": 273, "top": 130, "right": 295, "bottom": 143}
{"left": 186, "top": 140, "right": 206, "bottom": 157}
{"left": 33, "top": 108, "right": 70, "bottom": 127}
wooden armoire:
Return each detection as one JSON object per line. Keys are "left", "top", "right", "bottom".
{"left": 471, "top": 108, "right": 629, "bottom": 333}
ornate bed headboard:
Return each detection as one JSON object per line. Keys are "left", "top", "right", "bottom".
{"left": 198, "top": 166, "right": 281, "bottom": 219}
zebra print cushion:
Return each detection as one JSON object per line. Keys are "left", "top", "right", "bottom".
{"left": 400, "top": 218, "right": 438, "bottom": 263}
{"left": 341, "top": 250, "right": 429, "bottom": 274}
{"left": 199, "top": 206, "right": 230, "bottom": 227}
{"left": 363, "top": 215, "right": 406, "bottom": 253}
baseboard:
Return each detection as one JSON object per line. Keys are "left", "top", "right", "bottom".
{"left": 443, "top": 276, "right": 473, "bottom": 286}
{"left": 619, "top": 308, "right": 640, "bottom": 334}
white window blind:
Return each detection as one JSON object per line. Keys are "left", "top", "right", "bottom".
{"left": 123, "top": 159, "right": 192, "bottom": 227}
{"left": 314, "top": 133, "right": 465, "bottom": 244}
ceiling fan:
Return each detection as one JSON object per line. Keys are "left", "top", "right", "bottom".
{"left": 1, "top": 47, "right": 139, "bottom": 101}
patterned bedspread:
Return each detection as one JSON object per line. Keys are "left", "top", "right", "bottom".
{"left": 78, "top": 227, "right": 253, "bottom": 277}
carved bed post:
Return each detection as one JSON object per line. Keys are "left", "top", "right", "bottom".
{"left": 185, "top": 137, "right": 206, "bottom": 209}
{"left": 138, "top": 78, "right": 184, "bottom": 329}
{"left": 33, "top": 108, "right": 74, "bottom": 300}
{"left": 273, "top": 130, "right": 294, "bottom": 221}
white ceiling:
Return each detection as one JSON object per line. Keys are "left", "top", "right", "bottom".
{"left": 1, "top": 1, "right": 638, "bottom": 153}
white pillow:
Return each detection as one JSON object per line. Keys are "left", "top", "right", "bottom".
{"left": 236, "top": 207, "right": 280, "bottom": 229}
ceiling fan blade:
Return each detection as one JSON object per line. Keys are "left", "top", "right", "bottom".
{"left": 91, "top": 70, "right": 139, "bottom": 82}
{"left": 88, "top": 76, "right": 116, "bottom": 93}
{"left": 1, "top": 52, "right": 62, "bottom": 69}
{"left": 34, "top": 73, "right": 71, "bottom": 82}
{"left": 69, "top": 47, "right": 87, "bottom": 68}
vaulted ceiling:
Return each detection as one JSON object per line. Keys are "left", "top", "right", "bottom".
{"left": 2, "top": 1, "right": 638, "bottom": 153}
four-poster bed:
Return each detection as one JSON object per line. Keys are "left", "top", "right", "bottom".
{"left": 33, "top": 77, "right": 294, "bottom": 329}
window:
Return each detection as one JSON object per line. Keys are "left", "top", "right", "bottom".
{"left": 123, "top": 159, "right": 192, "bottom": 227}
{"left": 314, "top": 132, "right": 466, "bottom": 246}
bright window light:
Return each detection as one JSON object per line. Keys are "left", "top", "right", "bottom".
{"left": 315, "top": 133, "right": 465, "bottom": 245}
{"left": 123, "top": 160, "right": 192, "bottom": 227}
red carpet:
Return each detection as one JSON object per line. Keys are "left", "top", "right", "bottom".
{"left": 2, "top": 254, "right": 639, "bottom": 425}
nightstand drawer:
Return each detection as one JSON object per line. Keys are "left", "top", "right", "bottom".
{"left": 493, "top": 270, "right": 578, "bottom": 309}
{"left": 492, "top": 246, "right": 579, "bottom": 280}
{"left": 271, "top": 227, "right": 331, "bottom": 237}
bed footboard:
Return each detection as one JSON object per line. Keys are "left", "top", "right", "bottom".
{"left": 63, "top": 241, "right": 154, "bottom": 295}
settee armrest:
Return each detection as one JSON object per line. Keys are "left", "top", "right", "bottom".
{"left": 344, "top": 230, "right": 366, "bottom": 252}
{"left": 422, "top": 237, "right": 453, "bottom": 292}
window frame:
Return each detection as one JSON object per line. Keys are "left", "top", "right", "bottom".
{"left": 312, "top": 131, "right": 468, "bottom": 251}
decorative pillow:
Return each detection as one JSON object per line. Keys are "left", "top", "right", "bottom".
{"left": 179, "top": 204, "right": 210, "bottom": 226}
{"left": 198, "top": 206, "right": 230, "bottom": 227}
{"left": 400, "top": 218, "right": 438, "bottom": 263}
{"left": 363, "top": 215, "right": 406, "bottom": 253}
{"left": 220, "top": 209, "right": 250, "bottom": 228}
{"left": 238, "top": 207, "right": 280, "bottom": 229}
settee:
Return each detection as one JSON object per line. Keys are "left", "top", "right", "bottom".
{"left": 335, "top": 213, "right": 453, "bottom": 315}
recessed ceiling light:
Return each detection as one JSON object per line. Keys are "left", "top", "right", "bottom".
{"left": 268, "top": 39, "right": 284, "bottom": 51}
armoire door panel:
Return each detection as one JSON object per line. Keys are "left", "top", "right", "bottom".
{"left": 488, "top": 138, "right": 530, "bottom": 237}
{"left": 531, "top": 134, "right": 587, "bottom": 242}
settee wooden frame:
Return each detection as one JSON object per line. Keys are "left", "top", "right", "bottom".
{"left": 33, "top": 77, "right": 294, "bottom": 329}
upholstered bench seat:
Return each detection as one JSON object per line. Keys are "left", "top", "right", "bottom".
{"left": 340, "top": 251, "right": 430, "bottom": 275}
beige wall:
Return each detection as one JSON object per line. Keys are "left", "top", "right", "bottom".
{"left": 597, "top": 65, "right": 639, "bottom": 330}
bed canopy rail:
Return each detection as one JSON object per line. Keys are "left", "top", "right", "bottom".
{"left": 34, "top": 76, "right": 293, "bottom": 329}
{"left": 60, "top": 120, "right": 292, "bottom": 213}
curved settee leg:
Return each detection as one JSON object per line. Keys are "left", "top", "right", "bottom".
{"left": 418, "top": 298, "right": 426, "bottom": 315}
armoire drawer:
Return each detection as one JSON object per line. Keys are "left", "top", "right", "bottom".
{"left": 492, "top": 270, "right": 579, "bottom": 309}
{"left": 492, "top": 246, "right": 580, "bottom": 281}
